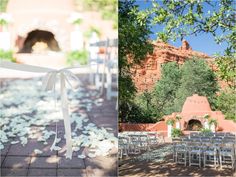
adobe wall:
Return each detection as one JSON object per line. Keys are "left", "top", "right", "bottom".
{"left": 6, "top": 0, "right": 118, "bottom": 52}
{"left": 120, "top": 122, "right": 167, "bottom": 132}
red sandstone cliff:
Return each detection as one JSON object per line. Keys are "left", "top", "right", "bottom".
{"left": 132, "top": 40, "right": 214, "bottom": 92}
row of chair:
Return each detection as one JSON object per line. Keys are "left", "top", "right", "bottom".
{"left": 173, "top": 136, "right": 235, "bottom": 169}
{"left": 89, "top": 38, "right": 118, "bottom": 101}
{"left": 189, "top": 132, "right": 236, "bottom": 138}
{"left": 119, "top": 132, "right": 161, "bottom": 159}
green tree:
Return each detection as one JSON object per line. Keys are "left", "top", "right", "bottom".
{"left": 119, "top": 101, "right": 153, "bottom": 123}
{"left": 215, "top": 55, "right": 236, "bottom": 90}
{"left": 146, "top": 0, "right": 235, "bottom": 55}
{"left": 135, "top": 91, "right": 161, "bottom": 122}
{"left": 118, "top": 0, "right": 153, "bottom": 123}
{"left": 152, "top": 62, "right": 181, "bottom": 116}
{"left": 173, "top": 58, "right": 219, "bottom": 111}
{"left": 216, "top": 88, "right": 236, "bottom": 122}
{"left": 141, "top": 58, "right": 219, "bottom": 120}
{"left": 215, "top": 55, "right": 236, "bottom": 121}
{"left": 74, "top": 0, "right": 118, "bottom": 29}
{"left": 0, "top": 0, "right": 9, "bottom": 12}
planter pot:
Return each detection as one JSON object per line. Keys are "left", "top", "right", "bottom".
{"left": 0, "top": 32, "right": 10, "bottom": 50}
{"left": 88, "top": 33, "right": 99, "bottom": 60}
{"left": 70, "top": 29, "right": 83, "bottom": 51}
{"left": 176, "top": 122, "right": 180, "bottom": 129}
{"left": 167, "top": 125, "right": 172, "bottom": 138}
{"left": 204, "top": 121, "right": 209, "bottom": 129}
{"left": 210, "top": 124, "right": 215, "bottom": 132}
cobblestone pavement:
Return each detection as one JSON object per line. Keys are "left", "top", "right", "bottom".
{"left": 0, "top": 74, "right": 118, "bottom": 177}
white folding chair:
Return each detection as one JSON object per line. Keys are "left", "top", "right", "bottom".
{"left": 118, "top": 137, "right": 129, "bottom": 159}
{"left": 128, "top": 135, "right": 141, "bottom": 154}
{"left": 202, "top": 142, "right": 219, "bottom": 168}
{"left": 89, "top": 39, "right": 118, "bottom": 101}
{"left": 219, "top": 142, "right": 235, "bottom": 169}
{"left": 174, "top": 141, "right": 188, "bottom": 166}
{"left": 188, "top": 141, "right": 202, "bottom": 167}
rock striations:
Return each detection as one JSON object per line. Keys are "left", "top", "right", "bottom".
{"left": 132, "top": 40, "right": 213, "bottom": 92}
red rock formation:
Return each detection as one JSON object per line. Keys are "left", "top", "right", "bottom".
{"left": 132, "top": 40, "right": 213, "bottom": 92}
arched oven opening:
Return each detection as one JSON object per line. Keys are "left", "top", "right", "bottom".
{"left": 18, "top": 29, "right": 60, "bottom": 53}
{"left": 187, "top": 119, "right": 203, "bottom": 131}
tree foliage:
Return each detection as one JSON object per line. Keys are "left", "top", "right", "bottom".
{"left": 173, "top": 58, "right": 219, "bottom": 111}
{"left": 132, "top": 58, "right": 219, "bottom": 123}
{"left": 145, "top": 0, "right": 235, "bottom": 55}
{"left": 216, "top": 88, "right": 236, "bottom": 122}
{"left": 118, "top": 0, "right": 153, "bottom": 123}
{"left": 74, "top": 0, "right": 118, "bottom": 29}
{"left": 0, "top": 0, "right": 9, "bottom": 12}
{"left": 215, "top": 55, "right": 236, "bottom": 89}
{"left": 152, "top": 62, "right": 181, "bottom": 115}
{"left": 120, "top": 0, "right": 235, "bottom": 123}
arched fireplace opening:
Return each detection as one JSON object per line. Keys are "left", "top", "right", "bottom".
{"left": 187, "top": 119, "right": 203, "bottom": 131}
{"left": 19, "top": 30, "right": 60, "bottom": 53}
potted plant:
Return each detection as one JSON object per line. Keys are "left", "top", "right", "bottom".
{"left": 67, "top": 12, "right": 84, "bottom": 50}
{"left": 208, "top": 119, "right": 217, "bottom": 132}
{"left": 66, "top": 49, "right": 89, "bottom": 66}
{"left": 203, "top": 114, "right": 210, "bottom": 129}
{"left": 0, "top": 13, "right": 12, "bottom": 31}
{"left": 68, "top": 12, "right": 83, "bottom": 26}
{"left": 166, "top": 119, "right": 175, "bottom": 138}
{"left": 200, "top": 128, "right": 212, "bottom": 135}
{"left": 175, "top": 114, "right": 182, "bottom": 129}
{"left": 0, "top": 13, "right": 12, "bottom": 51}
{"left": 171, "top": 128, "right": 182, "bottom": 138}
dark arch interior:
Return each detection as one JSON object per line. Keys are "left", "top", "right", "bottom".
{"left": 187, "top": 119, "right": 203, "bottom": 131}
{"left": 19, "top": 30, "right": 60, "bottom": 53}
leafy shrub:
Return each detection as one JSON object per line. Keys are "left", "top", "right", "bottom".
{"left": 200, "top": 128, "right": 212, "bottom": 135}
{"left": 166, "top": 119, "right": 175, "bottom": 126}
{"left": 119, "top": 101, "right": 154, "bottom": 123}
{"left": 175, "top": 114, "right": 182, "bottom": 121}
{"left": 66, "top": 50, "right": 88, "bottom": 66}
{"left": 84, "top": 26, "right": 101, "bottom": 38}
{"left": 171, "top": 128, "right": 182, "bottom": 138}
{"left": 0, "top": 49, "right": 15, "bottom": 62}
{"left": 216, "top": 89, "right": 236, "bottom": 122}
{"left": 203, "top": 114, "right": 210, "bottom": 119}
{"left": 208, "top": 118, "right": 218, "bottom": 126}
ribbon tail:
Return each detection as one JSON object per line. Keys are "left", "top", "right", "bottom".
{"left": 50, "top": 122, "right": 58, "bottom": 151}
{"left": 60, "top": 73, "right": 73, "bottom": 159}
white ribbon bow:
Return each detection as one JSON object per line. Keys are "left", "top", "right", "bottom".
{"left": 43, "top": 69, "right": 80, "bottom": 159}
{"left": 0, "top": 61, "right": 80, "bottom": 159}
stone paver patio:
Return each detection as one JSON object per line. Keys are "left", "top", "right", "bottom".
{"left": 0, "top": 74, "right": 118, "bottom": 177}
{"left": 119, "top": 144, "right": 235, "bottom": 177}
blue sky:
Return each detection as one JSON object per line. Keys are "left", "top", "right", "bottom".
{"left": 135, "top": 1, "right": 228, "bottom": 56}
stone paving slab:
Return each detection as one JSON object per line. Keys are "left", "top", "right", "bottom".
{"left": 58, "top": 158, "right": 85, "bottom": 169}
{"left": 1, "top": 156, "right": 6, "bottom": 165}
{"left": 27, "top": 168, "right": 57, "bottom": 176}
{"left": 7, "top": 139, "right": 57, "bottom": 156}
{"left": 2, "top": 156, "right": 31, "bottom": 169}
{"left": 0, "top": 143, "right": 11, "bottom": 156}
{"left": 57, "top": 169, "right": 87, "bottom": 177}
{"left": 85, "top": 155, "right": 117, "bottom": 177}
{"left": 1, "top": 168, "right": 28, "bottom": 176}
{"left": 57, "top": 140, "right": 85, "bottom": 157}
{"left": 29, "top": 156, "right": 59, "bottom": 168}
